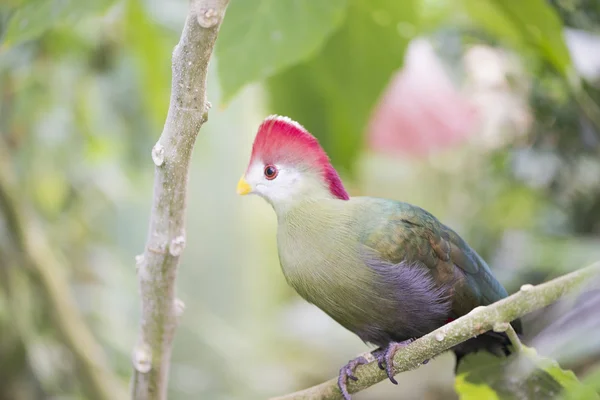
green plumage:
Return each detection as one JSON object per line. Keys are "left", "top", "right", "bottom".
{"left": 240, "top": 115, "right": 521, "bottom": 397}
{"left": 237, "top": 115, "right": 521, "bottom": 400}
{"left": 277, "top": 196, "right": 521, "bottom": 349}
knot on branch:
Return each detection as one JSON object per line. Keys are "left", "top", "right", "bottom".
{"left": 152, "top": 142, "right": 165, "bottom": 166}
{"left": 174, "top": 298, "right": 186, "bottom": 318}
{"left": 169, "top": 235, "right": 186, "bottom": 257}
{"left": 193, "top": 3, "right": 225, "bottom": 28}
{"left": 132, "top": 343, "right": 153, "bottom": 374}
{"left": 434, "top": 331, "right": 446, "bottom": 342}
{"left": 201, "top": 100, "right": 212, "bottom": 123}
{"left": 493, "top": 321, "right": 509, "bottom": 332}
{"left": 135, "top": 254, "right": 145, "bottom": 274}
{"left": 520, "top": 284, "right": 534, "bottom": 292}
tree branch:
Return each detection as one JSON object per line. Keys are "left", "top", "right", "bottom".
{"left": 130, "top": 1, "right": 229, "bottom": 398}
{"left": 505, "top": 325, "right": 523, "bottom": 353}
{"left": 271, "top": 262, "right": 600, "bottom": 400}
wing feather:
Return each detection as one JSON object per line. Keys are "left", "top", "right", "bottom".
{"left": 359, "top": 201, "right": 517, "bottom": 329}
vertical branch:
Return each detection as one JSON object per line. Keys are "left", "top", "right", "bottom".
{"left": 131, "top": 1, "right": 229, "bottom": 398}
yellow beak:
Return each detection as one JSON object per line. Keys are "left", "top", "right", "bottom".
{"left": 236, "top": 176, "right": 252, "bottom": 195}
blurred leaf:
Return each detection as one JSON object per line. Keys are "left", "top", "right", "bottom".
{"left": 32, "top": 168, "right": 69, "bottom": 217}
{"left": 455, "top": 375, "right": 500, "bottom": 400}
{"left": 462, "top": 0, "right": 572, "bottom": 75}
{"left": 566, "top": 365, "right": 600, "bottom": 400}
{"left": 216, "top": 0, "right": 347, "bottom": 103}
{"left": 486, "top": 184, "right": 541, "bottom": 231}
{"left": 266, "top": 0, "right": 419, "bottom": 172}
{"left": 124, "top": 0, "right": 172, "bottom": 127}
{"left": 1, "top": 0, "right": 115, "bottom": 48}
{"left": 417, "top": 0, "right": 458, "bottom": 31}
{"left": 2, "top": 0, "right": 29, "bottom": 9}
{"left": 455, "top": 346, "right": 597, "bottom": 400}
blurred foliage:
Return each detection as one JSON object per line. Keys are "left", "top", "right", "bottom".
{"left": 216, "top": 0, "right": 347, "bottom": 104}
{"left": 455, "top": 347, "right": 597, "bottom": 400}
{"left": 461, "top": 0, "right": 572, "bottom": 76}
{"left": 1, "top": 0, "right": 600, "bottom": 399}
{"left": 247, "top": 0, "right": 573, "bottom": 171}
{"left": 2, "top": 0, "right": 117, "bottom": 46}
{"left": 266, "top": 0, "right": 419, "bottom": 172}
{"left": 550, "top": 0, "right": 600, "bottom": 33}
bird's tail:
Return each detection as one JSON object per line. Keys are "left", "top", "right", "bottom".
{"left": 452, "top": 320, "right": 521, "bottom": 372}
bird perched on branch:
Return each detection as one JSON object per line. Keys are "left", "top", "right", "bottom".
{"left": 236, "top": 115, "right": 522, "bottom": 399}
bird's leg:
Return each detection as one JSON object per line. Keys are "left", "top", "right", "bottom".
{"left": 379, "top": 339, "right": 414, "bottom": 385}
{"left": 337, "top": 355, "right": 369, "bottom": 400}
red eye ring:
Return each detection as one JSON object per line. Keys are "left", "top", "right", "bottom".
{"left": 264, "top": 164, "right": 278, "bottom": 180}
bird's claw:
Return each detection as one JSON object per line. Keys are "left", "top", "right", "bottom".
{"left": 337, "top": 356, "right": 369, "bottom": 400}
{"left": 379, "top": 339, "right": 413, "bottom": 385}
{"left": 337, "top": 340, "right": 423, "bottom": 398}
{"left": 373, "top": 348, "right": 386, "bottom": 371}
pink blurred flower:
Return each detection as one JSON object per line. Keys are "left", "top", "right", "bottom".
{"left": 368, "top": 38, "right": 478, "bottom": 157}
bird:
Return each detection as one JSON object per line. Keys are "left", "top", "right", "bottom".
{"left": 236, "top": 115, "right": 522, "bottom": 399}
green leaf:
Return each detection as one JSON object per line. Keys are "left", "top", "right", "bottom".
{"left": 455, "top": 374, "right": 500, "bottom": 400}
{"left": 566, "top": 365, "right": 600, "bottom": 400}
{"left": 123, "top": 0, "right": 172, "bottom": 128}
{"left": 2, "top": 0, "right": 115, "bottom": 47}
{"left": 455, "top": 346, "right": 598, "bottom": 400}
{"left": 266, "top": 0, "right": 419, "bottom": 172}
{"left": 462, "top": 0, "right": 572, "bottom": 75}
{"left": 524, "top": 347, "right": 596, "bottom": 397}
{"left": 216, "top": 0, "right": 347, "bottom": 103}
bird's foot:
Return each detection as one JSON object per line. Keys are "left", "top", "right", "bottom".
{"left": 375, "top": 339, "right": 413, "bottom": 385}
{"left": 373, "top": 348, "right": 386, "bottom": 370}
{"left": 337, "top": 355, "right": 369, "bottom": 400}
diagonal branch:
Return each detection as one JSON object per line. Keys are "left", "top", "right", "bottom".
{"left": 130, "top": 1, "right": 229, "bottom": 399}
{"left": 0, "top": 143, "right": 127, "bottom": 400}
{"left": 270, "top": 262, "right": 600, "bottom": 400}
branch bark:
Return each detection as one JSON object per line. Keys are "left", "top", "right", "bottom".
{"left": 130, "top": 1, "right": 229, "bottom": 398}
{"left": 271, "top": 262, "right": 600, "bottom": 400}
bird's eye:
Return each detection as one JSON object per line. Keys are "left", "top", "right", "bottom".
{"left": 264, "top": 165, "right": 278, "bottom": 180}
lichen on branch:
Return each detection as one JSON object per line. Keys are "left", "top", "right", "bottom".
{"left": 131, "top": 1, "right": 230, "bottom": 399}
{"left": 271, "top": 262, "right": 600, "bottom": 400}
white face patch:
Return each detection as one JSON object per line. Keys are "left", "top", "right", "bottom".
{"left": 244, "top": 160, "right": 331, "bottom": 213}
{"left": 245, "top": 161, "right": 302, "bottom": 204}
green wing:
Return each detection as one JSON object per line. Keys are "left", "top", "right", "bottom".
{"left": 360, "top": 200, "right": 513, "bottom": 321}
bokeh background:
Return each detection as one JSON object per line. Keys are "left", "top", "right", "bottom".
{"left": 1, "top": 0, "right": 600, "bottom": 399}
